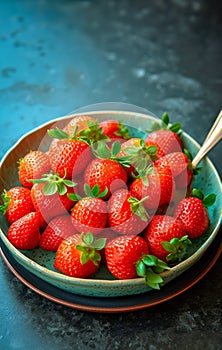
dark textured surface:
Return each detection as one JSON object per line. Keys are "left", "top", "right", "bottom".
{"left": 0, "top": 0, "right": 221, "bottom": 349}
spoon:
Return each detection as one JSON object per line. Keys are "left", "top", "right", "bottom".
{"left": 192, "top": 110, "right": 222, "bottom": 168}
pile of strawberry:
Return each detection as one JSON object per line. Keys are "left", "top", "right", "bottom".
{"left": 0, "top": 113, "right": 216, "bottom": 289}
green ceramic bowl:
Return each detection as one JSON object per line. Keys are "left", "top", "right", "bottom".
{"left": 0, "top": 109, "right": 221, "bottom": 297}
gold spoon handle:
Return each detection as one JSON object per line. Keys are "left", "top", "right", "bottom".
{"left": 192, "top": 110, "right": 222, "bottom": 168}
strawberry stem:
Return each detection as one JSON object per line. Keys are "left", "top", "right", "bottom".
{"left": 76, "top": 232, "right": 106, "bottom": 266}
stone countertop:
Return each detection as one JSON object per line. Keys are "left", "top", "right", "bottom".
{"left": 0, "top": 1, "right": 221, "bottom": 349}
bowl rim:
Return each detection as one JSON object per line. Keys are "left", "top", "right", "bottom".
{"left": 0, "top": 110, "right": 221, "bottom": 288}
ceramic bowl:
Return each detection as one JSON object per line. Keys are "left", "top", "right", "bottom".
{"left": 0, "top": 109, "right": 221, "bottom": 297}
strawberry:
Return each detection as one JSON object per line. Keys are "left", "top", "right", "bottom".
{"left": 69, "top": 184, "right": 108, "bottom": 235}
{"left": 7, "top": 212, "right": 41, "bottom": 250}
{"left": 54, "top": 231, "right": 106, "bottom": 278}
{"left": 143, "top": 215, "right": 190, "bottom": 262}
{"left": 173, "top": 189, "right": 216, "bottom": 239}
{"left": 154, "top": 152, "right": 189, "bottom": 177}
{"left": 39, "top": 215, "right": 78, "bottom": 251}
{"left": 108, "top": 189, "right": 149, "bottom": 235}
{"left": 0, "top": 186, "right": 35, "bottom": 224}
{"left": 64, "top": 115, "right": 97, "bottom": 137}
{"left": 84, "top": 141, "right": 129, "bottom": 198}
{"left": 130, "top": 165, "right": 175, "bottom": 211}
{"left": 18, "top": 151, "right": 51, "bottom": 189}
{"left": 105, "top": 235, "right": 149, "bottom": 279}
{"left": 174, "top": 149, "right": 201, "bottom": 189}
{"left": 48, "top": 127, "right": 92, "bottom": 179}
{"left": 145, "top": 112, "right": 182, "bottom": 157}
{"left": 105, "top": 235, "right": 170, "bottom": 289}
{"left": 31, "top": 172, "right": 76, "bottom": 224}
{"left": 99, "top": 119, "right": 130, "bottom": 140}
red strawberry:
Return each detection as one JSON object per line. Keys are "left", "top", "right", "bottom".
{"left": 7, "top": 212, "right": 41, "bottom": 250}
{"left": 84, "top": 141, "right": 128, "bottom": 198}
{"left": 39, "top": 215, "right": 78, "bottom": 251}
{"left": 84, "top": 158, "right": 127, "bottom": 199}
{"left": 130, "top": 166, "right": 175, "bottom": 211}
{"left": 143, "top": 215, "right": 190, "bottom": 262}
{"left": 105, "top": 235, "right": 170, "bottom": 288}
{"left": 154, "top": 152, "right": 189, "bottom": 177}
{"left": 64, "top": 115, "right": 97, "bottom": 137}
{"left": 173, "top": 189, "right": 216, "bottom": 239}
{"left": 99, "top": 119, "right": 130, "bottom": 140}
{"left": 48, "top": 127, "right": 92, "bottom": 179}
{"left": 108, "top": 189, "right": 149, "bottom": 235}
{"left": 54, "top": 232, "right": 106, "bottom": 278}
{"left": 145, "top": 112, "right": 182, "bottom": 157}
{"left": 0, "top": 186, "right": 35, "bottom": 224}
{"left": 174, "top": 149, "right": 201, "bottom": 189}
{"left": 31, "top": 173, "right": 76, "bottom": 224}
{"left": 105, "top": 235, "right": 149, "bottom": 279}
{"left": 174, "top": 167, "right": 193, "bottom": 189}
{"left": 145, "top": 130, "right": 182, "bottom": 156}
{"left": 18, "top": 151, "right": 51, "bottom": 189}
{"left": 70, "top": 184, "right": 108, "bottom": 235}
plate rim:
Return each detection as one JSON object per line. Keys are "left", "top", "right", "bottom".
{"left": 1, "top": 231, "right": 221, "bottom": 313}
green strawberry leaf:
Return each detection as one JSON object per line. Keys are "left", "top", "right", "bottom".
{"left": 80, "top": 250, "right": 90, "bottom": 265}
{"left": 141, "top": 254, "right": 157, "bottom": 266}
{"left": 91, "top": 237, "right": 107, "bottom": 250}
{"left": 169, "top": 122, "right": 182, "bottom": 134}
{"left": 68, "top": 193, "right": 82, "bottom": 201}
{"left": 63, "top": 179, "right": 77, "bottom": 187}
{"left": 145, "top": 268, "right": 163, "bottom": 290}
{"left": 146, "top": 145, "right": 158, "bottom": 156}
{"left": 47, "top": 127, "right": 70, "bottom": 140}
{"left": 191, "top": 188, "right": 204, "bottom": 200}
{"left": 114, "top": 120, "right": 130, "bottom": 139}
{"left": 202, "top": 193, "right": 216, "bottom": 208}
{"left": 91, "top": 184, "right": 100, "bottom": 197}
{"left": 183, "top": 148, "right": 193, "bottom": 161}
{"left": 136, "top": 260, "right": 146, "bottom": 277}
{"left": 84, "top": 183, "right": 93, "bottom": 197}
{"left": 43, "top": 182, "right": 57, "bottom": 195}
{"left": 56, "top": 182, "right": 68, "bottom": 196}
{"left": 128, "top": 196, "right": 149, "bottom": 222}
{"left": 0, "top": 190, "right": 10, "bottom": 214}
{"left": 92, "top": 141, "right": 112, "bottom": 159}
{"left": 111, "top": 140, "right": 121, "bottom": 157}
{"left": 162, "top": 112, "right": 170, "bottom": 127}
{"left": 83, "top": 183, "right": 108, "bottom": 199}
{"left": 97, "top": 187, "right": 108, "bottom": 198}
{"left": 82, "top": 231, "right": 94, "bottom": 246}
